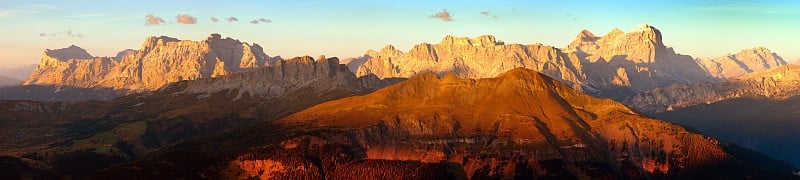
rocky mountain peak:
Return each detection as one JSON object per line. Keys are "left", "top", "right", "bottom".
{"left": 140, "top": 36, "right": 180, "bottom": 51}
{"left": 698, "top": 47, "right": 786, "bottom": 78}
{"left": 576, "top": 29, "right": 599, "bottom": 42}
{"left": 605, "top": 28, "right": 625, "bottom": 38}
{"left": 44, "top": 45, "right": 93, "bottom": 61}
{"left": 207, "top": 33, "right": 222, "bottom": 40}
{"left": 632, "top": 23, "right": 663, "bottom": 44}
{"left": 114, "top": 49, "right": 136, "bottom": 60}
{"left": 440, "top": 35, "right": 501, "bottom": 47}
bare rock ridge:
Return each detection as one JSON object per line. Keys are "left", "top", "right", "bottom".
{"left": 114, "top": 49, "right": 136, "bottom": 60}
{"left": 44, "top": 45, "right": 94, "bottom": 60}
{"left": 356, "top": 34, "right": 587, "bottom": 91}
{"left": 698, "top": 47, "right": 786, "bottom": 79}
{"left": 275, "top": 68, "right": 791, "bottom": 178}
{"left": 24, "top": 34, "right": 280, "bottom": 91}
{"left": 627, "top": 64, "right": 800, "bottom": 113}
{"left": 177, "top": 55, "right": 391, "bottom": 98}
{"left": 355, "top": 24, "right": 786, "bottom": 97}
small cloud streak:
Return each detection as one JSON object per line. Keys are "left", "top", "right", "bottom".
{"left": 39, "top": 30, "right": 84, "bottom": 38}
{"left": 250, "top": 18, "right": 271, "bottom": 24}
{"left": 176, "top": 14, "right": 197, "bottom": 24}
{"left": 226, "top": 17, "right": 238, "bottom": 22}
{"left": 480, "top": 11, "right": 498, "bottom": 19}
{"left": 145, "top": 14, "right": 165, "bottom": 25}
{"left": 210, "top": 17, "right": 219, "bottom": 23}
{"left": 429, "top": 9, "right": 452, "bottom": 22}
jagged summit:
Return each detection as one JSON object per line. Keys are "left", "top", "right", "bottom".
{"left": 114, "top": 49, "right": 136, "bottom": 60}
{"left": 440, "top": 35, "right": 502, "bottom": 47}
{"left": 576, "top": 29, "right": 599, "bottom": 42}
{"left": 698, "top": 47, "right": 786, "bottom": 78}
{"left": 44, "top": 45, "right": 93, "bottom": 61}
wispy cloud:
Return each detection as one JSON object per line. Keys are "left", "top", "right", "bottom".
{"left": 480, "top": 11, "right": 498, "bottom": 19}
{"left": 429, "top": 9, "right": 452, "bottom": 22}
{"left": 0, "top": 4, "right": 58, "bottom": 18}
{"left": 250, "top": 18, "right": 271, "bottom": 24}
{"left": 226, "top": 17, "right": 238, "bottom": 22}
{"left": 695, "top": 3, "right": 800, "bottom": 15}
{"left": 145, "top": 14, "right": 165, "bottom": 25}
{"left": 39, "top": 30, "right": 84, "bottom": 38}
{"left": 176, "top": 14, "right": 197, "bottom": 24}
{"left": 210, "top": 17, "right": 219, "bottom": 23}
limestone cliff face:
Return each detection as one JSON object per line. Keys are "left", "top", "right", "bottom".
{"left": 355, "top": 24, "right": 714, "bottom": 95}
{"left": 24, "top": 34, "right": 278, "bottom": 91}
{"left": 626, "top": 64, "right": 800, "bottom": 113}
{"left": 24, "top": 45, "right": 117, "bottom": 88}
{"left": 179, "top": 56, "right": 376, "bottom": 98}
{"left": 356, "top": 35, "right": 586, "bottom": 90}
{"left": 566, "top": 24, "right": 713, "bottom": 93}
{"left": 697, "top": 47, "right": 786, "bottom": 79}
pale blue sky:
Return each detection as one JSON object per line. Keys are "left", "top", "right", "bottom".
{"left": 1, "top": 0, "right": 798, "bottom": 66}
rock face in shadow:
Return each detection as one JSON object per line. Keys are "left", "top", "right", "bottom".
{"left": 23, "top": 34, "right": 280, "bottom": 91}
{"left": 568, "top": 24, "right": 714, "bottom": 96}
{"left": 626, "top": 64, "right": 800, "bottom": 113}
{"left": 355, "top": 24, "right": 717, "bottom": 97}
{"left": 654, "top": 95, "right": 800, "bottom": 168}
{"left": 697, "top": 47, "right": 786, "bottom": 79}
{"left": 0, "top": 76, "right": 20, "bottom": 86}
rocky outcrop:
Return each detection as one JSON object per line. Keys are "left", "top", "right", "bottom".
{"left": 114, "top": 49, "right": 136, "bottom": 60}
{"left": 626, "top": 64, "right": 800, "bottom": 113}
{"left": 23, "top": 34, "right": 280, "bottom": 91}
{"left": 339, "top": 56, "right": 369, "bottom": 72}
{"left": 697, "top": 47, "right": 786, "bottom": 79}
{"left": 355, "top": 24, "right": 716, "bottom": 96}
{"left": 24, "top": 52, "right": 117, "bottom": 88}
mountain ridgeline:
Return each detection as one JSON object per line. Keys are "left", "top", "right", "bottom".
{"left": 24, "top": 34, "right": 279, "bottom": 91}
{"left": 18, "top": 25, "right": 787, "bottom": 101}
{"left": 2, "top": 24, "right": 799, "bottom": 178}
{"left": 353, "top": 24, "right": 786, "bottom": 99}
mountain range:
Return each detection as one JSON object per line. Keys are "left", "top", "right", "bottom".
{"left": 2, "top": 24, "right": 799, "bottom": 178}
{"left": 93, "top": 68, "right": 792, "bottom": 179}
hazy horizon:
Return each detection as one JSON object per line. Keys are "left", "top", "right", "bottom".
{"left": 1, "top": 0, "right": 798, "bottom": 66}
